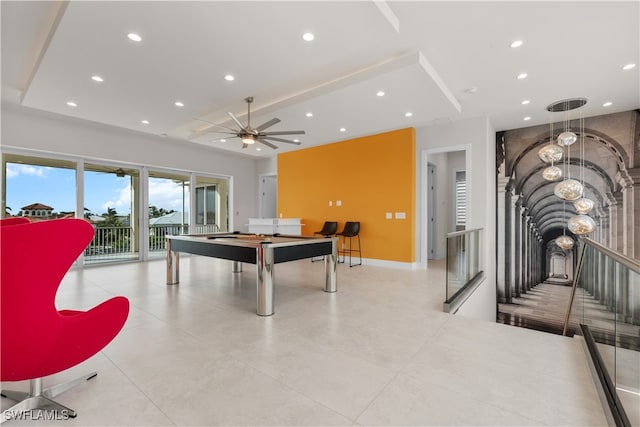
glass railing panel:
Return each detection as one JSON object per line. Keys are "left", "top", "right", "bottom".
{"left": 566, "top": 239, "right": 639, "bottom": 426}
{"left": 445, "top": 228, "right": 483, "bottom": 302}
{"left": 614, "top": 264, "right": 639, "bottom": 427}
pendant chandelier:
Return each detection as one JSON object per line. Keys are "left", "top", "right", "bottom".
{"left": 543, "top": 98, "right": 596, "bottom": 244}
{"left": 568, "top": 214, "right": 596, "bottom": 235}
{"left": 556, "top": 234, "right": 574, "bottom": 250}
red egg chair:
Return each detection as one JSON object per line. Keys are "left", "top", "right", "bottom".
{"left": 1, "top": 218, "right": 129, "bottom": 421}
{"left": 0, "top": 217, "right": 30, "bottom": 226}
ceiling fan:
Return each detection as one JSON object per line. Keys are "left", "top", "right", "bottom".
{"left": 193, "top": 97, "right": 305, "bottom": 149}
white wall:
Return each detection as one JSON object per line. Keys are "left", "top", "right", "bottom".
{"left": 1, "top": 104, "right": 260, "bottom": 231}
{"left": 257, "top": 156, "right": 277, "bottom": 175}
{"left": 415, "top": 117, "right": 497, "bottom": 322}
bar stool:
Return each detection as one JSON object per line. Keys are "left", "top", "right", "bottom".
{"left": 312, "top": 221, "right": 338, "bottom": 262}
{"left": 337, "top": 221, "right": 362, "bottom": 267}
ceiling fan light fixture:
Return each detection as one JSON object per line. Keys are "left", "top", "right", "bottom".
{"left": 242, "top": 134, "right": 256, "bottom": 144}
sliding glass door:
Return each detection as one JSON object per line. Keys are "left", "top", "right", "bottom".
{"left": 148, "top": 171, "right": 190, "bottom": 258}
{"left": 84, "top": 164, "right": 140, "bottom": 264}
{"left": 2, "top": 152, "right": 232, "bottom": 264}
{"left": 194, "top": 175, "right": 229, "bottom": 233}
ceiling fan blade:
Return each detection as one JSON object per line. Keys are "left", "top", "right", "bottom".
{"left": 260, "top": 130, "right": 306, "bottom": 136}
{"left": 257, "top": 139, "right": 279, "bottom": 149}
{"left": 262, "top": 136, "right": 302, "bottom": 145}
{"left": 254, "top": 118, "right": 281, "bottom": 132}
{"left": 189, "top": 129, "right": 237, "bottom": 139}
{"left": 242, "top": 143, "right": 249, "bottom": 149}
{"left": 227, "top": 112, "right": 246, "bottom": 131}
{"left": 193, "top": 117, "right": 238, "bottom": 132}
{"left": 187, "top": 129, "right": 236, "bottom": 139}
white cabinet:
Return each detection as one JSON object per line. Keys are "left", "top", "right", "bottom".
{"left": 247, "top": 218, "right": 302, "bottom": 235}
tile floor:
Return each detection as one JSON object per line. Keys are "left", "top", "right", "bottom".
{"left": 1, "top": 257, "right": 609, "bottom": 426}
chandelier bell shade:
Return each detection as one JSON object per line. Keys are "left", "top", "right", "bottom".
{"left": 538, "top": 144, "right": 564, "bottom": 163}
{"left": 554, "top": 178, "right": 584, "bottom": 201}
{"left": 557, "top": 131, "right": 578, "bottom": 147}
{"left": 542, "top": 165, "right": 563, "bottom": 181}
{"left": 573, "top": 197, "right": 595, "bottom": 214}
{"left": 555, "top": 235, "right": 575, "bottom": 250}
{"left": 567, "top": 214, "right": 597, "bottom": 235}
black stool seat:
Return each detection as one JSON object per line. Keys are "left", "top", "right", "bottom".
{"left": 314, "top": 221, "right": 338, "bottom": 238}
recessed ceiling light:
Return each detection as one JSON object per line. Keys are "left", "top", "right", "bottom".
{"left": 405, "top": 112, "right": 413, "bottom": 117}
{"left": 305, "top": 112, "right": 313, "bottom": 117}
{"left": 127, "top": 33, "right": 142, "bottom": 42}
{"left": 510, "top": 40, "right": 523, "bottom": 48}
{"left": 224, "top": 74, "right": 235, "bottom": 81}
{"left": 517, "top": 73, "right": 528, "bottom": 79}
{"left": 256, "top": 147, "right": 262, "bottom": 151}
{"left": 376, "top": 91, "right": 385, "bottom": 97}
{"left": 220, "top": 139, "right": 226, "bottom": 142}
{"left": 91, "top": 75, "right": 104, "bottom": 82}
{"left": 339, "top": 128, "right": 346, "bottom": 132}
{"left": 174, "top": 101, "right": 184, "bottom": 107}
{"left": 521, "top": 99, "right": 530, "bottom": 105}
{"left": 141, "top": 120, "right": 149, "bottom": 125}
{"left": 66, "top": 101, "right": 77, "bottom": 107}
{"left": 603, "top": 101, "right": 613, "bottom": 107}
{"left": 623, "top": 63, "right": 636, "bottom": 70}
{"left": 293, "top": 139, "right": 300, "bottom": 143}
{"left": 302, "top": 32, "right": 314, "bottom": 42}
{"left": 523, "top": 116, "right": 531, "bottom": 121}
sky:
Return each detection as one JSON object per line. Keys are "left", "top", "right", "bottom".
{"left": 5, "top": 163, "right": 187, "bottom": 216}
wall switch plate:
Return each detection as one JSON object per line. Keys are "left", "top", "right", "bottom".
{"left": 386, "top": 212, "right": 392, "bottom": 219}
{"left": 329, "top": 201, "right": 332, "bottom": 206}
{"left": 395, "top": 212, "right": 406, "bottom": 219}
{"left": 336, "top": 200, "right": 342, "bottom": 206}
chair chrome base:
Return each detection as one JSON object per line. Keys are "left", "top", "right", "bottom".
{"left": 1, "top": 372, "right": 97, "bottom": 423}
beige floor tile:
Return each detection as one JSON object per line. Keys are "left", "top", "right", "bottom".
{"left": 1, "top": 256, "right": 610, "bottom": 426}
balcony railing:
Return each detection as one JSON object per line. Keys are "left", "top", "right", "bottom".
{"left": 84, "top": 223, "right": 220, "bottom": 263}
{"left": 443, "top": 228, "right": 484, "bottom": 314}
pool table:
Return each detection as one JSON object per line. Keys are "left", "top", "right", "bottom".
{"left": 166, "top": 232, "right": 337, "bottom": 316}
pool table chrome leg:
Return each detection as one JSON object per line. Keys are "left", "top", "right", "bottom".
{"left": 166, "top": 245, "right": 179, "bottom": 285}
{"left": 324, "top": 238, "right": 338, "bottom": 293}
{"left": 256, "top": 246, "right": 275, "bottom": 316}
{"left": 232, "top": 261, "right": 243, "bottom": 273}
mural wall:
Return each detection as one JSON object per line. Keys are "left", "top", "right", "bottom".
{"left": 495, "top": 110, "right": 639, "bottom": 304}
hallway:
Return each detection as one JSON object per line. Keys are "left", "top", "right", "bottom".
{"left": 497, "top": 281, "right": 575, "bottom": 336}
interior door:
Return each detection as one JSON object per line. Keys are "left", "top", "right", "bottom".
{"left": 260, "top": 175, "right": 277, "bottom": 218}
{"left": 427, "top": 163, "right": 436, "bottom": 260}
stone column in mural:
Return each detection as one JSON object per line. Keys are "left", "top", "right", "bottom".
{"left": 496, "top": 176, "right": 511, "bottom": 303}
{"left": 526, "top": 219, "right": 533, "bottom": 290}
{"left": 619, "top": 168, "right": 639, "bottom": 259}
{"left": 514, "top": 197, "right": 522, "bottom": 298}
{"left": 610, "top": 191, "right": 625, "bottom": 253}
{"left": 521, "top": 212, "right": 529, "bottom": 294}
{"left": 599, "top": 210, "right": 609, "bottom": 248}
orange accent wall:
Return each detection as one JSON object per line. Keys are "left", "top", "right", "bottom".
{"left": 278, "top": 127, "right": 415, "bottom": 263}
